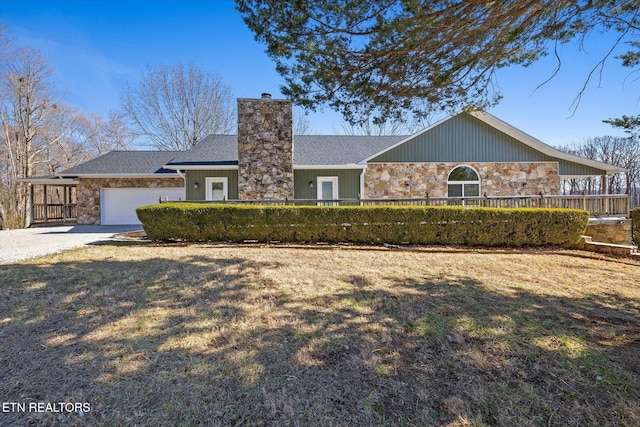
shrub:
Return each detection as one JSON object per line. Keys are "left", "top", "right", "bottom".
{"left": 137, "top": 203, "right": 588, "bottom": 247}
{"left": 632, "top": 208, "right": 640, "bottom": 246}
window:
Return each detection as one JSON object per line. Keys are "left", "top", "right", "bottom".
{"left": 205, "top": 177, "right": 228, "bottom": 201}
{"left": 317, "top": 176, "right": 338, "bottom": 205}
{"left": 447, "top": 166, "right": 480, "bottom": 205}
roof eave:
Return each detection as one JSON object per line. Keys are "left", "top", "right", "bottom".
{"left": 57, "top": 173, "right": 182, "bottom": 178}
{"left": 163, "top": 164, "right": 239, "bottom": 170}
{"left": 469, "top": 111, "right": 626, "bottom": 175}
{"left": 294, "top": 164, "right": 367, "bottom": 170}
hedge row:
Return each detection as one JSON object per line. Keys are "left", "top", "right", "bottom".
{"left": 632, "top": 208, "right": 640, "bottom": 246}
{"left": 136, "top": 203, "right": 589, "bottom": 247}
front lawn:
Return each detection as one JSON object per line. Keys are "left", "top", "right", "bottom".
{"left": 1, "top": 243, "right": 639, "bottom": 426}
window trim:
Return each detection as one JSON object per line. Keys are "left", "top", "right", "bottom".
{"left": 447, "top": 166, "right": 481, "bottom": 200}
{"left": 205, "top": 177, "right": 228, "bottom": 201}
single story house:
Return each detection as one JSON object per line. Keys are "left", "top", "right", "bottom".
{"left": 45, "top": 94, "right": 624, "bottom": 225}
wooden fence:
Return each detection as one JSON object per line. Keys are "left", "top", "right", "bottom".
{"left": 180, "top": 194, "right": 630, "bottom": 217}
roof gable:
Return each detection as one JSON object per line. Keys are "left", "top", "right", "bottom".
{"left": 366, "top": 111, "right": 625, "bottom": 176}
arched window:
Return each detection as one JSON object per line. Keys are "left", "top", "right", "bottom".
{"left": 447, "top": 166, "right": 480, "bottom": 200}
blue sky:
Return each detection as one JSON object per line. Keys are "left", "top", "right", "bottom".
{"left": 1, "top": 0, "right": 638, "bottom": 147}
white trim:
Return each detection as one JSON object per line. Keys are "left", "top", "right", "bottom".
{"left": 163, "top": 164, "right": 238, "bottom": 171}
{"left": 17, "top": 178, "right": 79, "bottom": 185}
{"left": 447, "top": 165, "right": 481, "bottom": 198}
{"left": 317, "top": 176, "right": 339, "bottom": 200}
{"left": 362, "top": 111, "right": 626, "bottom": 174}
{"left": 166, "top": 164, "right": 367, "bottom": 171}
{"left": 205, "top": 177, "right": 228, "bottom": 201}
{"left": 294, "top": 164, "right": 367, "bottom": 170}
{"left": 560, "top": 174, "right": 609, "bottom": 180}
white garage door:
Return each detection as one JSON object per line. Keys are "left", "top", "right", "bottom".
{"left": 101, "top": 188, "right": 185, "bottom": 225}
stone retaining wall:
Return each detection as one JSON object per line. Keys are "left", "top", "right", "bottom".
{"left": 77, "top": 177, "right": 183, "bottom": 224}
{"left": 585, "top": 219, "right": 633, "bottom": 245}
{"left": 364, "top": 162, "right": 560, "bottom": 198}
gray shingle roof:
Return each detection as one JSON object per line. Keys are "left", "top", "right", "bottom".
{"left": 58, "top": 135, "right": 408, "bottom": 176}
{"left": 166, "top": 134, "right": 407, "bottom": 166}
{"left": 168, "top": 134, "right": 238, "bottom": 165}
{"left": 294, "top": 135, "right": 407, "bottom": 165}
{"left": 59, "top": 151, "right": 181, "bottom": 175}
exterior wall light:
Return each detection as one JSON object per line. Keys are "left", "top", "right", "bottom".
{"left": 194, "top": 182, "right": 199, "bottom": 190}
{"left": 309, "top": 181, "right": 314, "bottom": 188}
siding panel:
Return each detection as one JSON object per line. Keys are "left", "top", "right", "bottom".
{"left": 185, "top": 170, "right": 238, "bottom": 200}
{"left": 370, "top": 114, "right": 606, "bottom": 176}
{"left": 294, "top": 169, "right": 362, "bottom": 199}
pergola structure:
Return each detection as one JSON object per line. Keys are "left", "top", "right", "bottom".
{"left": 19, "top": 176, "right": 78, "bottom": 226}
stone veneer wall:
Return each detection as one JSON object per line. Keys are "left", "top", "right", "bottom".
{"left": 364, "top": 162, "right": 560, "bottom": 198}
{"left": 237, "top": 97, "right": 294, "bottom": 200}
{"left": 76, "top": 177, "right": 183, "bottom": 224}
{"left": 585, "top": 220, "right": 633, "bottom": 246}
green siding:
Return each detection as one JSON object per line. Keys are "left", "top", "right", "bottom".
{"left": 557, "top": 161, "right": 604, "bottom": 177}
{"left": 294, "top": 169, "right": 362, "bottom": 199}
{"left": 370, "top": 113, "right": 606, "bottom": 176}
{"left": 185, "top": 170, "right": 238, "bottom": 200}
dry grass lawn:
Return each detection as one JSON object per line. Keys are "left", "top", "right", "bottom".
{"left": 1, "top": 241, "right": 639, "bottom": 426}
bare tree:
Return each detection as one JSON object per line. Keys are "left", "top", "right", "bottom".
{"left": 338, "top": 118, "right": 410, "bottom": 136}
{"left": 0, "top": 27, "right": 134, "bottom": 228}
{"left": 122, "top": 62, "right": 235, "bottom": 151}
{"left": 0, "top": 45, "right": 60, "bottom": 227}
{"left": 74, "top": 110, "right": 135, "bottom": 156}
{"left": 293, "top": 108, "right": 314, "bottom": 135}
{"left": 337, "top": 107, "right": 440, "bottom": 136}
{"left": 558, "top": 136, "right": 640, "bottom": 202}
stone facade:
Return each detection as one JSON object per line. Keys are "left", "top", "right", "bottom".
{"left": 364, "top": 162, "right": 560, "bottom": 198}
{"left": 76, "top": 177, "right": 183, "bottom": 224}
{"left": 585, "top": 219, "right": 633, "bottom": 245}
{"left": 237, "top": 96, "right": 294, "bottom": 200}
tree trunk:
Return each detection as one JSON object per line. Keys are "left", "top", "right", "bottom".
{"left": 0, "top": 202, "right": 7, "bottom": 230}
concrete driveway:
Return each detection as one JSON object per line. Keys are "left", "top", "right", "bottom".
{"left": 0, "top": 225, "right": 142, "bottom": 264}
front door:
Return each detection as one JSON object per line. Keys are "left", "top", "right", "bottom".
{"left": 317, "top": 176, "right": 338, "bottom": 205}
{"left": 206, "top": 177, "right": 228, "bottom": 201}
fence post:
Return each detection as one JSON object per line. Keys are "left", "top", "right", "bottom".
{"left": 43, "top": 185, "right": 48, "bottom": 223}
{"left": 483, "top": 192, "right": 487, "bottom": 207}
{"left": 539, "top": 192, "right": 543, "bottom": 208}
{"left": 582, "top": 191, "right": 587, "bottom": 212}
{"left": 426, "top": 192, "right": 430, "bottom": 206}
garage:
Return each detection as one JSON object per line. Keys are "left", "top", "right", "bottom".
{"left": 101, "top": 187, "right": 185, "bottom": 225}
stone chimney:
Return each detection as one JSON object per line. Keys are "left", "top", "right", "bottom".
{"left": 237, "top": 95, "right": 294, "bottom": 200}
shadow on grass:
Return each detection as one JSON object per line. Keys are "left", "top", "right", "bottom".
{"left": 0, "top": 248, "right": 638, "bottom": 426}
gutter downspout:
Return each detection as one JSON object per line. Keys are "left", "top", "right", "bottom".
{"left": 175, "top": 169, "right": 186, "bottom": 201}
{"left": 359, "top": 166, "right": 366, "bottom": 205}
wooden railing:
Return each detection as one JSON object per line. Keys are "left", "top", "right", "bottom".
{"left": 32, "top": 203, "right": 77, "bottom": 223}
{"left": 183, "top": 194, "right": 630, "bottom": 217}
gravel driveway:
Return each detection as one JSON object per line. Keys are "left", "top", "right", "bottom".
{"left": 0, "top": 225, "right": 142, "bottom": 264}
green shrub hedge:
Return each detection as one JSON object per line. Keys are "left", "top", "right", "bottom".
{"left": 632, "top": 208, "right": 640, "bottom": 246}
{"left": 137, "top": 203, "right": 589, "bottom": 247}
